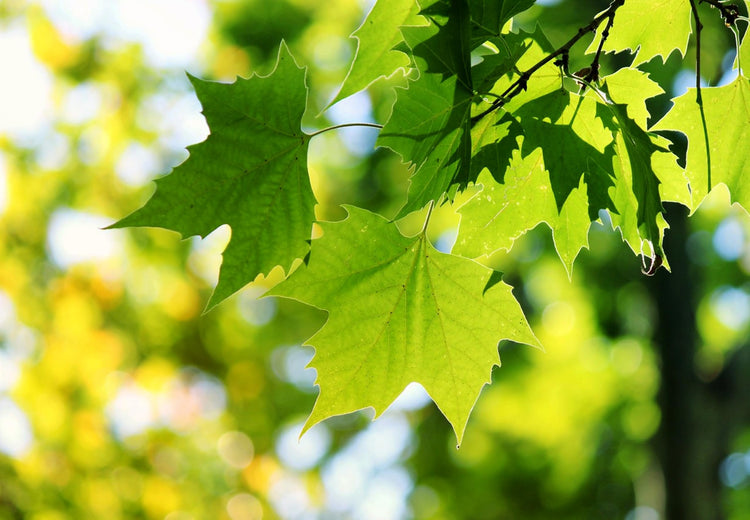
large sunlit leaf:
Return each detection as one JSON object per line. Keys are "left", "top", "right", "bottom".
{"left": 587, "top": 0, "right": 692, "bottom": 67}
{"left": 652, "top": 77, "right": 750, "bottom": 213}
{"left": 271, "top": 207, "right": 540, "bottom": 444}
{"left": 111, "top": 43, "right": 315, "bottom": 309}
{"left": 455, "top": 146, "right": 591, "bottom": 274}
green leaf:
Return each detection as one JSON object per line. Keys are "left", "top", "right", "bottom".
{"left": 471, "top": 34, "right": 529, "bottom": 95}
{"left": 587, "top": 0, "right": 692, "bottom": 67}
{"left": 602, "top": 68, "right": 664, "bottom": 127}
{"left": 490, "top": 26, "right": 560, "bottom": 112}
{"left": 597, "top": 99, "right": 669, "bottom": 259}
{"left": 328, "top": 0, "right": 421, "bottom": 106}
{"left": 411, "top": 0, "right": 473, "bottom": 89}
{"left": 652, "top": 77, "right": 750, "bottom": 212}
{"left": 378, "top": 0, "right": 474, "bottom": 217}
{"left": 111, "top": 43, "right": 315, "bottom": 310}
{"left": 458, "top": 90, "right": 612, "bottom": 274}
{"left": 469, "top": 0, "right": 536, "bottom": 46}
{"left": 271, "top": 206, "right": 540, "bottom": 445}
{"left": 513, "top": 90, "right": 614, "bottom": 216}
{"left": 740, "top": 15, "right": 750, "bottom": 75}
{"left": 600, "top": 69, "right": 690, "bottom": 213}
{"left": 455, "top": 147, "right": 591, "bottom": 275}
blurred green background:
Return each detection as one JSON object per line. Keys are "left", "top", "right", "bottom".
{"left": 1, "top": 0, "right": 749, "bottom": 519}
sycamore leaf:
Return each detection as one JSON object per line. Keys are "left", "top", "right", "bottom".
{"left": 414, "top": 0, "right": 473, "bottom": 89}
{"left": 652, "top": 77, "right": 750, "bottom": 213}
{"left": 271, "top": 206, "right": 540, "bottom": 445}
{"left": 587, "top": 0, "right": 692, "bottom": 67}
{"left": 599, "top": 70, "right": 690, "bottom": 212}
{"left": 740, "top": 15, "right": 750, "bottom": 75}
{"left": 111, "top": 43, "right": 315, "bottom": 310}
{"left": 457, "top": 91, "right": 614, "bottom": 275}
{"left": 328, "top": 0, "right": 421, "bottom": 106}
{"left": 602, "top": 68, "right": 664, "bottom": 128}
{"left": 514, "top": 90, "right": 614, "bottom": 215}
{"left": 469, "top": 0, "right": 536, "bottom": 46}
{"left": 597, "top": 99, "right": 668, "bottom": 259}
{"left": 378, "top": 0, "right": 474, "bottom": 217}
{"left": 455, "top": 147, "right": 591, "bottom": 274}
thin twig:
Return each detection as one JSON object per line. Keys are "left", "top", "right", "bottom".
{"left": 471, "top": 0, "right": 625, "bottom": 123}
{"left": 308, "top": 122, "right": 383, "bottom": 138}
{"left": 689, "top": 0, "right": 713, "bottom": 192}
{"left": 586, "top": 9, "right": 617, "bottom": 83}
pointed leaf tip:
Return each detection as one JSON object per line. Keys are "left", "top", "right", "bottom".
{"left": 273, "top": 206, "right": 538, "bottom": 444}
{"left": 113, "top": 41, "right": 315, "bottom": 309}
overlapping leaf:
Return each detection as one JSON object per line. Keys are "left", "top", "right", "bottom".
{"left": 652, "top": 76, "right": 750, "bottom": 212}
{"left": 271, "top": 207, "right": 540, "bottom": 444}
{"left": 378, "top": 0, "right": 474, "bottom": 217}
{"left": 587, "top": 0, "right": 692, "bottom": 67}
{"left": 597, "top": 100, "right": 668, "bottom": 260}
{"left": 469, "top": 0, "right": 536, "bottom": 47}
{"left": 328, "top": 0, "right": 421, "bottom": 106}
{"left": 456, "top": 90, "right": 613, "bottom": 274}
{"left": 601, "top": 70, "right": 690, "bottom": 208}
{"left": 111, "top": 44, "right": 315, "bottom": 309}
{"left": 455, "top": 147, "right": 591, "bottom": 272}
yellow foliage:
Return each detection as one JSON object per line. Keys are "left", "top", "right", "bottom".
{"left": 28, "top": 8, "right": 80, "bottom": 70}
{"left": 212, "top": 45, "right": 251, "bottom": 80}
{"left": 142, "top": 475, "right": 182, "bottom": 519}
{"left": 69, "top": 410, "right": 115, "bottom": 468}
{"left": 135, "top": 357, "right": 177, "bottom": 392}
{"left": 159, "top": 277, "right": 200, "bottom": 321}
{"left": 242, "top": 455, "right": 281, "bottom": 495}
{"left": 77, "top": 477, "right": 121, "bottom": 517}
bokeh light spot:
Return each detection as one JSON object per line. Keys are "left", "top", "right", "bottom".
{"left": 275, "top": 421, "right": 331, "bottom": 472}
{"left": 47, "top": 209, "right": 123, "bottom": 268}
{"left": 0, "top": 397, "right": 33, "bottom": 457}
{"left": 218, "top": 431, "right": 255, "bottom": 469}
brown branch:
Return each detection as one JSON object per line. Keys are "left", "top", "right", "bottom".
{"left": 471, "top": 0, "right": 625, "bottom": 124}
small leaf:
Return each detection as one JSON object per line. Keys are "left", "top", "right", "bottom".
{"left": 111, "top": 43, "right": 315, "bottom": 309}
{"left": 602, "top": 68, "right": 664, "bottom": 127}
{"left": 587, "top": 0, "right": 692, "bottom": 67}
{"left": 328, "top": 0, "right": 421, "bottom": 106}
{"left": 271, "top": 206, "right": 540, "bottom": 445}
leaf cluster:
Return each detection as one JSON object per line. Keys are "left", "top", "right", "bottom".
{"left": 113, "top": 0, "right": 750, "bottom": 442}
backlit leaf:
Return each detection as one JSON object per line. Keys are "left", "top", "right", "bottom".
{"left": 271, "top": 206, "right": 540, "bottom": 444}
{"left": 587, "top": 0, "right": 692, "bottom": 67}
{"left": 329, "top": 0, "right": 421, "bottom": 106}
{"left": 652, "top": 77, "right": 750, "bottom": 213}
{"left": 111, "top": 43, "right": 315, "bottom": 309}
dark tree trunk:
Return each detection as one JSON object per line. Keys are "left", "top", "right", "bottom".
{"left": 651, "top": 203, "right": 750, "bottom": 520}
